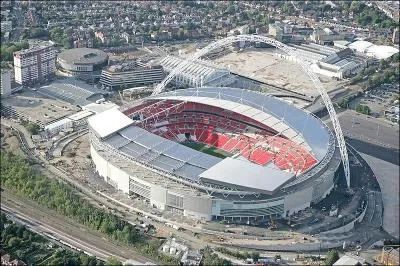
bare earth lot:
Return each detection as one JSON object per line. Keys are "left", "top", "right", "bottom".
{"left": 211, "top": 48, "right": 347, "bottom": 96}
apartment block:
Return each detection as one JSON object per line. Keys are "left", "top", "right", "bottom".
{"left": 13, "top": 45, "right": 56, "bottom": 86}
{"left": 1, "top": 70, "right": 12, "bottom": 97}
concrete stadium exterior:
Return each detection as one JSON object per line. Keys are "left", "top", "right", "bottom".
{"left": 88, "top": 87, "right": 341, "bottom": 222}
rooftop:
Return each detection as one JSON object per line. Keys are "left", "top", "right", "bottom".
{"left": 57, "top": 48, "right": 108, "bottom": 65}
{"left": 348, "top": 40, "right": 399, "bottom": 59}
{"left": 88, "top": 107, "right": 133, "bottom": 138}
{"left": 200, "top": 157, "right": 295, "bottom": 193}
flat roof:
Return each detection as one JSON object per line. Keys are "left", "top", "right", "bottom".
{"left": 82, "top": 102, "right": 119, "bottom": 114}
{"left": 88, "top": 108, "right": 133, "bottom": 138}
{"left": 44, "top": 117, "right": 72, "bottom": 130}
{"left": 67, "top": 109, "right": 94, "bottom": 121}
{"left": 200, "top": 157, "right": 295, "bottom": 194}
{"left": 58, "top": 48, "right": 108, "bottom": 65}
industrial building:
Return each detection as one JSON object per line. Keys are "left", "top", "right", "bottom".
{"left": 269, "top": 21, "right": 293, "bottom": 43}
{"left": 158, "top": 56, "right": 234, "bottom": 88}
{"left": 13, "top": 45, "right": 56, "bottom": 86}
{"left": 311, "top": 48, "right": 372, "bottom": 79}
{"left": 283, "top": 43, "right": 373, "bottom": 79}
{"left": 348, "top": 40, "right": 399, "bottom": 60}
{"left": 99, "top": 61, "right": 165, "bottom": 91}
{"left": 88, "top": 87, "right": 341, "bottom": 222}
{"left": 310, "top": 28, "right": 347, "bottom": 45}
{"left": 36, "top": 79, "right": 106, "bottom": 107}
{"left": 44, "top": 109, "right": 94, "bottom": 136}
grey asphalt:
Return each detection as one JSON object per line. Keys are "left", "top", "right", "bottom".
{"left": 359, "top": 152, "right": 399, "bottom": 239}
{"left": 324, "top": 110, "right": 399, "bottom": 165}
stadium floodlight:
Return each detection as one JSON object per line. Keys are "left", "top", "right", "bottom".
{"left": 152, "top": 34, "right": 351, "bottom": 187}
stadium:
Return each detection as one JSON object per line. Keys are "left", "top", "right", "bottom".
{"left": 88, "top": 87, "right": 341, "bottom": 222}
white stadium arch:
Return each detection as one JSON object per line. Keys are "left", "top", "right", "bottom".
{"left": 152, "top": 34, "right": 351, "bottom": 187}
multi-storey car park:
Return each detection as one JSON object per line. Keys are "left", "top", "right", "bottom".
{"left": 88, "top": 87, "right": 341, "bottom": 222}
{"left": 99, "top": 61, "right": 165, "bottom": 91}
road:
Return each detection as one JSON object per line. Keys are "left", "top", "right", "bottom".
{"left": 358, "top": 153, "right": 399, "bottom": 239}
{"left": 323, "top": 110, "right": 399, "bottom": 165}
{"left": 0, "top": 189, "right": 155, "bottom": 265}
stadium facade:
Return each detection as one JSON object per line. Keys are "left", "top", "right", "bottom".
{"left": 88, "top": 87, "right": 341, "bottom": 221}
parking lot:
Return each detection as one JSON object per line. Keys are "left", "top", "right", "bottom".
{"left": 335, "top": 110, "right": 399, "bottom": 150}
{"left": 1, "top": 89, "right": 80, "bottom": 125}
{"left": 349, "top": 83, "right": 399, "bottom": 118}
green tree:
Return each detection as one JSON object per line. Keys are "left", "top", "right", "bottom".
{"left": 50, "top": 26, "right": 64, "bottom": 43}
{"left": 202, "top": 246, "right": 232, "bottom": 266}
{"left": 325, "top": 250, "right": 339, "bottom": 266}
{"left": 355, "top": 104, "right": 371, "bottom": 115}
{"left": 379, "top": 59, "right": 388, "bottom": 69}
{"left": 24, "top": 123, "right": 40, "bottom": 135}
{"left": 29, "top": 27, "right": 49, "bottom": 38}
{"left": 8, "top": 237, "right": 21, "bottom": 248}
{"left": 251, "top": 251, "right": 260, "bottom": 262}
{"left": 338, "top": 98, "right": 349, "bottom": 108}
{"left": 62, "top": 37, "right": 72, "bottom": 49}
{"left": 106, "top": 256, "right": 122, "bottom": 266}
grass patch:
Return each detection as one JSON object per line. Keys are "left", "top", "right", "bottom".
{"left": 182, "top": 141, "right": 232, "bottom": 158}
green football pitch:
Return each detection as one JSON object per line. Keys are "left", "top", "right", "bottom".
{"left": 182, "top": 141, "right": 232, "bottom": 159}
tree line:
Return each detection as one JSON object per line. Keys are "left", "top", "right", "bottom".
{"left": 0, "top": 213, "right": 103, "bottom": 266}
{"left": 0, "top": 41, "right": 29, "bottom": 62}
{"left": 0, "top": 151, "right": 179, "bottom": 265}
{"left": 350, "top": 57, "right": 399, "bottom": 89}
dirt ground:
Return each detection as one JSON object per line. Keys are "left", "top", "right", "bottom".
{"left": 212, "top": 48, "right": 347, "bottom": 96}
{"left": 51, "top": 133, "right": 92, "bottom": 182}
{"left": 0, "top": 126, "right": 25, "bottom": 157}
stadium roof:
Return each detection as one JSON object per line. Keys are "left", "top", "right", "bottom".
{"left": 200, "top": 158, "right": 295, "bottom": 194}
{"left": 88, "top": 108, "right": 133, "bottom": 138}
{"left": 149, "top": 87, "right": 331, "bottom": 160}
